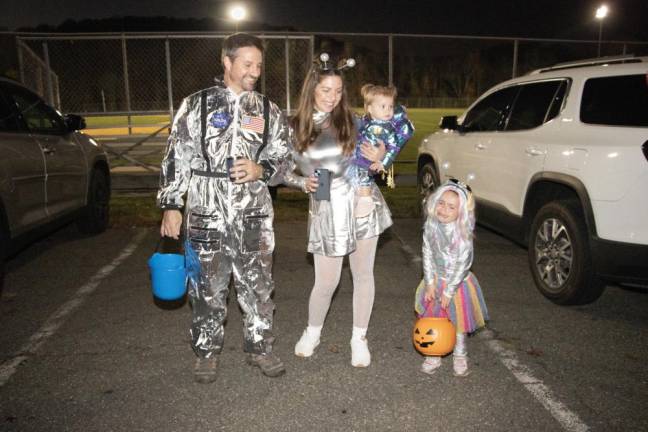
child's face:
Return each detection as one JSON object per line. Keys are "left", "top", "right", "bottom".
{"left": 435, "top": 190, "right": 460, "bottom": 224}
{"left": 367, "top": 95, "right": 394, "bottom": 121}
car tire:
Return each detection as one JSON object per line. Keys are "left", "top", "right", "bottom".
{"left": 417, "top": 162, "right": 439, "bottom": 218}
{"left": 0, "top": 210, "right": 7, "bottom": 293}
{"left": 0, "top": 226, "right": 6, "bottom": 293}
{"left": 528, "top": 200, "right": 605, "bottom": 305}
{"left": 77, "top": 168, "right": 110, "bottom": 234}
{"left": 417, "top": 162, "right": 439, "bottom": 198}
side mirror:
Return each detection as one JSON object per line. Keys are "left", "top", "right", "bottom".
{"left": 64, "top": 114, "right": 86, "bottom": 132}
{"left": 439, "top": 115, "right": 458, "bottom": 131}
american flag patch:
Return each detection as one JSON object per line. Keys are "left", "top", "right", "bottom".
{"left": 241, "top": 115, "right": 265, "bottom": 134}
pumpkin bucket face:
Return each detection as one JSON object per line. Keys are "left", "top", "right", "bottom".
{"left": 413, "top": 317, "right": 456, "bottom": 356}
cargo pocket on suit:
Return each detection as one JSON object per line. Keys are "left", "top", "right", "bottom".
{"left": 242, "top": 207, "right": 268, "bottom": 253}
{"left": 187, "top": 209, "right": 223, "bottom": 255}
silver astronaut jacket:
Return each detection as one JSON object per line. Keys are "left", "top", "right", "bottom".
{"left": 157, "top": 80, "right": 289, "bottom": 247}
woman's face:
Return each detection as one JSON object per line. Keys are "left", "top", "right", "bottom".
{"left": 313, "top": 75, "right": 343, "bottom": 113}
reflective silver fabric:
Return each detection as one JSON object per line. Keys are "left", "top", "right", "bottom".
{"left": 158, "top": 80, "right": 289, "bottom": 357}
{"left": 283, "top": 118, "right": 393, "bottom": 255}
{"left": 454, "top": 332, "right": 467, "bottom": 357}
{"left": 422, "top": 220, "right": 473, "bottom": 299}
{"left": 354, "top": 183, "right": 392, "bottom": 240}
{"left": 284, "top": 125, "right": 356, "bottom": 256}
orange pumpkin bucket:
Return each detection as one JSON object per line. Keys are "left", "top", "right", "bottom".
{"left": 412, "top": 317, "right": 456, "bottom": 356}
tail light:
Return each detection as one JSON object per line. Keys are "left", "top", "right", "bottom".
{"left": 643, "top": 141, "right": 648, "bottom": 162}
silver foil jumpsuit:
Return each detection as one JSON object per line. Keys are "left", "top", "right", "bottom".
{"left": 157, "top": 80, "right": 289, "bottom": 357}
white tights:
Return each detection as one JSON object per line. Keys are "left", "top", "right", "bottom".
{"left": 308, "top": 236, "right": 379, "bottom": 329}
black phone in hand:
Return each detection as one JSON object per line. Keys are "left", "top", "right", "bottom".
{"left": 314, "top": 168, "right": 331, "bottom": 201}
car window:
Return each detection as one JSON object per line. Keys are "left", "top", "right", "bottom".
{"left": 545, "top": 80, "right": 568, "bottom": 122}
{"left": 462, "top": 86, "right": 518, "bottom": 132}
{"left": 506, "top": 81, "right": 564, "bottom": 131}
{"left": 5, "top": 84, "right": 66, "bottom": 135}
{"left": 0, "top": 89, "right": 23, "bottom": 132}
{"left": 581, "top": 74, "right": 648, "bottom": 127}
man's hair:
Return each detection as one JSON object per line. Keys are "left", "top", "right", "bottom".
{"left": 221, "top": 33, "right": 264, "bottom": 64}
{"left": 361, "top": 84, "right": 397, "bottom": 112}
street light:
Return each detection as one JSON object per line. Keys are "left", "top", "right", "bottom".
{"left": 595, "top": 5, "right": 609, "bottom": 57}
{"left": 229, "top": 4, "right": 247, "bottom": 32}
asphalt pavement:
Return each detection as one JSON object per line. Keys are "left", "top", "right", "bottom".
{"left": 1, "top": 217, "right": 647, "bottom": 431}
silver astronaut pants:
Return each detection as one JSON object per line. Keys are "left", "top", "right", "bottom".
{"left": 184, "top": 173, "right": 276, "bottom": 358}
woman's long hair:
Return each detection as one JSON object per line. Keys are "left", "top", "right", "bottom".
{"left": 291, "top": 66, "right": 356, "bottom": 155}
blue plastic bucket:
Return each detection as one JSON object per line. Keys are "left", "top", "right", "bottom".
{"left": 148, "top": 252, "right": 187, "bottom": 300}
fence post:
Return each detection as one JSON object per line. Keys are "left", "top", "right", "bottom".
{"left": 512, "top": 39, "right": 519, "bottom": 78}
{"left": 261, "top": 37, "right": 267, "bottom": 96}
{"left": 42, "top": 41, "right": 55, "bottom": 106}
{"left": 388, "top": 34, "right": 393, "bottom": 86}
{"left": 16, "top": 37, "right": 25, "bottom": 85}
{"left": 165, "top": 38, "right": 174, "bottom": 126}
{"left": 121, "top": 34, "right": 132, "bottom": 135}
{"left": 285, "top": 37, "right": 291, "bottom": 113}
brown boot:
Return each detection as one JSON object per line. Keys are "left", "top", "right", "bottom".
{"left": 246, "top": 353, "right": 286, "bottom": 377}
{"left": 194, "top": 356, "right": 218, "bottom": 383}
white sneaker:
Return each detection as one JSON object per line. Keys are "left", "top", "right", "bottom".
{"left": 453, "top": 355, "right": 470, "bottom": 377}
{"left": 294, "top": 329, "right": 320, "bottom": 357}
{"left": 350, "top": 337, "right": 371, "bottom": 367}
{"left": 421, "top": 356, "right": 442, "bottom": 375}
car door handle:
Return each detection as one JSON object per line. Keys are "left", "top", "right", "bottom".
{"left": 525, "top": 147, "right": 545, "bottom": 156}
{"left": 475, "top": 143, "right": 487, "bottom": 150}
{"left": 42, "top": 146, "right": 56, "bottom": 155}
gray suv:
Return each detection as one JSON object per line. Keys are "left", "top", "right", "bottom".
{"left": 0, "top": 77, "right": 111, "bottom": 288}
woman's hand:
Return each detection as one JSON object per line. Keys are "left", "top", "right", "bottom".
{"left": 304, "top": 174, "right": 319, "bottom": 193}
{"left": 360, "top": 140, "right": 387, "bottom": 163}
{"left": 161, "top": 209, "right": 182, "bottom": 239}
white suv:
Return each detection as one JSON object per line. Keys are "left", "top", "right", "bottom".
{"left": 417, "top": 56, "right": 648, "bottom": 305}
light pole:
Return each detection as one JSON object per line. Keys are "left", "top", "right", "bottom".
{"left": 229, "top": 4, "right": 247, "bottom": 32}
{"left": 595, "top": 5, "right": 608, "bottom": 57}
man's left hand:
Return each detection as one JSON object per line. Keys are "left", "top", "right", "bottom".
{"left": 231, "top": 158, "right": 263, "bottom": 184}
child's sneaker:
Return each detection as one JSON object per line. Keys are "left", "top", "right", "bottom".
{"left": 420, "top": 356, "right": 442, "bottom": 375}
{"left": 294, "top": 329, "right": 320, "bottom": 357}
{"left": 453, "top": 355, "right": 471, "bottom": 377}
{"left": 350, "top": 337, "right": 371, "bottom": 367}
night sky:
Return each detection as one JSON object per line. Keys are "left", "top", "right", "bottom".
{"left": 2, "top": 0, "right": 648, "bottom": 41}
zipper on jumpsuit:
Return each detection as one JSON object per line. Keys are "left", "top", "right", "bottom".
{"left": 228, "top": 93, "right": 241, "bottom": 222}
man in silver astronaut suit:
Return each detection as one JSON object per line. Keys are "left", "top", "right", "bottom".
{"left": 157, "top": 33, "right": 289, "bottom": 382}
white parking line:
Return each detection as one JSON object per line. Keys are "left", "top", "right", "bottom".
{"left": 391, "top": 225, "right": 590, "bottom": 432}
{"left": 0, "top": 230, "right": 147, "bottom": 387}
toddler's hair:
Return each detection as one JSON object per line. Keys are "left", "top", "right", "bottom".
{"left": 361, "top": 84, "right": 397, "bottom": 112}
{"left": 424, "top": 183, "right": 476, "bottom": 243}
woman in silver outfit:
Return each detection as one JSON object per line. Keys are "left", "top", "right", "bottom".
{"left": 282, "top": 55, "right": 392, "bottom": 367}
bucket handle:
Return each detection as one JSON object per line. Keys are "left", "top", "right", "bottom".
{"left": 155, "top": 235, "right": 184, "bottom": 254}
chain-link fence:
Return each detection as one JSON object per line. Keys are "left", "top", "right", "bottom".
{"left": 7, "top": 31, "right": 648, "bottom": 122}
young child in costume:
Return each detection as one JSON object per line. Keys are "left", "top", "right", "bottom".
{"left": 351, "top": 84, "right": 414, "bottom": 216}
{"left": 414, "top": 179, "right": 489, "bottom": 377}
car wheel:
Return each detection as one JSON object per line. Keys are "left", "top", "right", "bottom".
{"left": 0, "top": 213, "right": 7, "bottom": 293}
{"left": 528, "top": 200, "right": 605, "bottom": 305}
{"left": 417, "top": 162, "right": 439, "bottom": 197}
{"left": 77, "top": 169, "right": 110, "bottom": 234}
